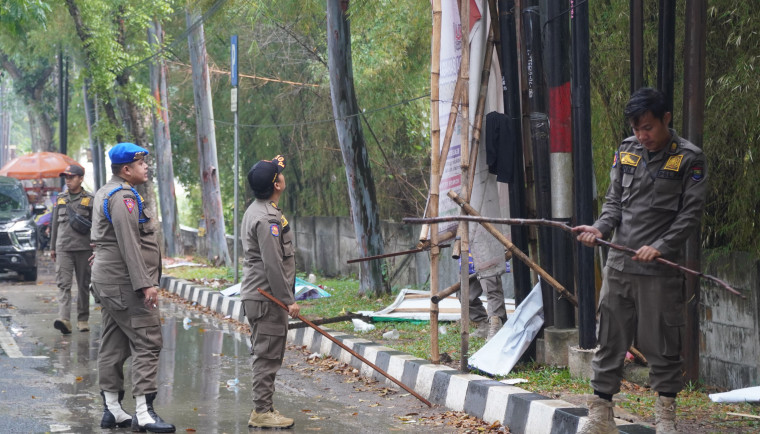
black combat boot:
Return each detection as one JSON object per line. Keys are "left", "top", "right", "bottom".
{"left": 100, "top": 390, "right": 132, "bottom": 428}
{"left": 132, "top": 392, "right": 175, "bottom": 433}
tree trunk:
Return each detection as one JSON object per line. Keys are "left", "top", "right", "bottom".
{"left": 186, "top": 8, "right": 231, "bottom": 266}
{"left": 0, "top": 50, "right": 54, "bottom": 152}
{"left": 149, "top": 20, "right": 183, "bottom": 258}
{"left": 326, "top": 0, "right": 387, "bottom": 295}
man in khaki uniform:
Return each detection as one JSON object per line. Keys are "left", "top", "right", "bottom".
{"left": 240, "top": 155, "right": 298, "bottom": 429}
{"left": 574, "top": 88, "right": 708, "bottom": 434}
{"left": 91, "top": 143, "right": 174, "bottom": 433}
{"left": 51, "top": 164, "right": 94, "bottom": 334}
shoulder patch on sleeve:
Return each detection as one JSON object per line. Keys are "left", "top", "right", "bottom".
{"left": 612, "top": 151, "right": 619, "bottom": 168}
{"left": 80, "top": 197, "right": 91, "bottom": 207}
{"left": 690, "top": 164, "right": 704, "bottom": 182}
{"left": 270, "top": 224, "right": 280, "bottom": 237}
{"left": 124, "top": 198, "right": 136, "bottom": 213}
{"left": 57, "top": 198, "right": 66, "bottom": 205}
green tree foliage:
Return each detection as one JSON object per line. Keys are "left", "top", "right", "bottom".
{"left": 589, "top": 0, "right": 759, "bottom": 256}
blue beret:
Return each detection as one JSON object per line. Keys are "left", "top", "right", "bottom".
{"left": 109, "top": 142, "right": 149, "bottom": 165}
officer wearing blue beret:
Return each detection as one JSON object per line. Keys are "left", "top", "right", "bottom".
{"left": 90, "top": 143, "right": 175, "bottom": 432}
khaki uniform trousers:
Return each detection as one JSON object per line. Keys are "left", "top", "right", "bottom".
{"left": 244, "top": 300, "right": 288, "bottom": 413}
{"left": 461, "top": 274, "right": 507, "bottom": 323}
{"left": 94, "top": 282, "right": 163, "bottom": 396}
{"left": 591, "top": 267, "right": 685, "bottom": 395}
{"left": 56, "top": 250, "right": 92, "bottom": 322}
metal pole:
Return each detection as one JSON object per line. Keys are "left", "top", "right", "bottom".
{"left": 682, "top": 0, "right": 707, "bottom": 384}
{"left": 499, "top": 0, "right": 532, "bottom": 309}
{"left": 570, "top": 0, "right": 596, "bottom": 349}
{"left": 657, "top": 0, "right": 676, "bottom": 117}
{"left": 544, "top": 0, "right": 576, "bottom": 330}
{"left": 629, "top": 0, "right": 644, "bottom": 95}
{"left": 523, "top": 2, "right": 560, "bottom": 329}
{"left": 231, "top": 35, "right": 239, "bottom": 283}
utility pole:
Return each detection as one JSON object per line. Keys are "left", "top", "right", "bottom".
{"left": 231, "top": 34, "right": 240, "bottom": 283}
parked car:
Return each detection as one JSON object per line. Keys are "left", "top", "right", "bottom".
{"left": 0, "top": 176, "right": 46, "bottom": 281}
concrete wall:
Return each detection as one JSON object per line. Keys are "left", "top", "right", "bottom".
{"left": 699, "top": 251, "right": 760, "bottom": 390}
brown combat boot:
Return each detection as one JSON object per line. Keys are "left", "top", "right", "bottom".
{"left": 579, "top": 395, "right": 618, "bottom": 434}
{"left": 654, "top": 396, "right": 679, "bottom": 434}
{"left": 248, "top": 409, "right": 294, "bottom": 429}
{"left": 487, "top": 316, "right": 502, "bottom": 341}
{"left": 78, "top": 321, "right": 89, "bottom": 332}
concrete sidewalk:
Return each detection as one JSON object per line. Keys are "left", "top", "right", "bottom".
{"left": 161, "top": 276, "right": 654, "bottom": 434}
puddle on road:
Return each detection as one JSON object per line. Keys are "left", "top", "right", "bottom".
{"left": 12, "top": 299, "right": 434, "bottom": 433}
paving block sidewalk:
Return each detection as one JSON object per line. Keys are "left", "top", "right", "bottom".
{"left": 161, "top": 276, "right": 654, "bottom": 434}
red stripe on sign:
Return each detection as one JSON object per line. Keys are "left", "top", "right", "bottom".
{"left": 549, "top": 82, "right": 572, "bottom": 153}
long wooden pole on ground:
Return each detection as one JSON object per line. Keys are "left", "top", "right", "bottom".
{"left": 458, "top": 0, "right": 471, "bottom": 373}
{"left": 429, "top": 0, "right": 443, "bottom": 365}
{"left": 258, "top": 290, "right": 432, "bottom": 407}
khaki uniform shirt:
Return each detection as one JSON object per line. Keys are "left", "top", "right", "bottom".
{"left": 240, "top": 199, "right": 295, "bottom": 305}
{"left": 90, "top": 175, "right": 160, "bottom": 290}
{"left": 594, "top": 130, "right": 708, "bottom": 275}
{"left": 50, "top": 190, "right": 94, "bottom": 252}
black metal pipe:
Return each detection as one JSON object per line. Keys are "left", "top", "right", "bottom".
{"left": 629, "top": 0, "right": 644, "bottom": 94}
{"left": 571, "top": 0, "right": 596, "bottom": 349}
{"left": 499, "top": 0, "right": 532, "bottom": 312}
{"left": 657, "top": 0, "right": 676, "bottom": 118}
{"left": 522, "top": 3, "right": 558, "bottom": 328}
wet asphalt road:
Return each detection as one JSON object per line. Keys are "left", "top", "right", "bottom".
{"left": 0, "top": 253, "right": 457, "bottom": 434}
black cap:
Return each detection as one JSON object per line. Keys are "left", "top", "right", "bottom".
{"left": 247, "top": 155, "right": 286, "bottom": 191}
{"left": 59, "top": 164, "right": 85, "bottom": 177}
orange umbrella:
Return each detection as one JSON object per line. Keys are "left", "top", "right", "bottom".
{"left": 0, "top": 152, "right": 82, "bottom": 180}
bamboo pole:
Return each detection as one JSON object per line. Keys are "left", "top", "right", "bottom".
{"left": 429, "top": 0, "right": 443, "bottom": 365}
{"left": 404, "top": 214, "right": 744, "bottom": 298}
{"left": 258, "top": 289, "right": 432, "bottom": 407}
{"left": 447, "top": 191, "right": 574, "bottom": 303}
{"left": 466, "top": 19, "right": 497, "bottom": 196}
{"left": 418, "top": 73, "right": 465, "bottom": 244}
{"left": 458, "top": 0, "right": 471, "bottom": 373}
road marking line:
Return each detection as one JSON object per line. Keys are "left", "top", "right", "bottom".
{"left": 0, "top": 319, "right": 47, "bottom": 358}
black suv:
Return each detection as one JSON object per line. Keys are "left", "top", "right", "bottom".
{"left": 0, "top": 176, "right": 46, "bottom": 281}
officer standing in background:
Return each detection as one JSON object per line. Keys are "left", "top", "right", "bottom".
{"left": 50, "top": 164, "right": 94, "bottom": 335}
{"left": 574, "top": 88, "right": 708, "bottom": 434}
{"left": 240, "top": 155, "right": 298, "bottom": 429}
{"left": 90, "top": 143, "right": 174, "bottom": 433}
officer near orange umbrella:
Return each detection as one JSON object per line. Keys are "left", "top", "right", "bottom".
{"left": 90, "top": 143, "right": 174, "bottom": 433}
{"left": 50, "top": 164, "right": 94, "bottom": 335}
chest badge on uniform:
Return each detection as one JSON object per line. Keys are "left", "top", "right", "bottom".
{"left": 663, "top": 155, "right": 684, "bottom": 172}
{"left": 124, "top": 198, "right": 136, "bottom": 213}
{"left": 270, "top": 224, "right": 280, "bottom": 237}
{"left": 620, "top": 152, "right": 641, "bottom": 167}
{"left": 80, "top": 197, "right": 91, "bottom": 206}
